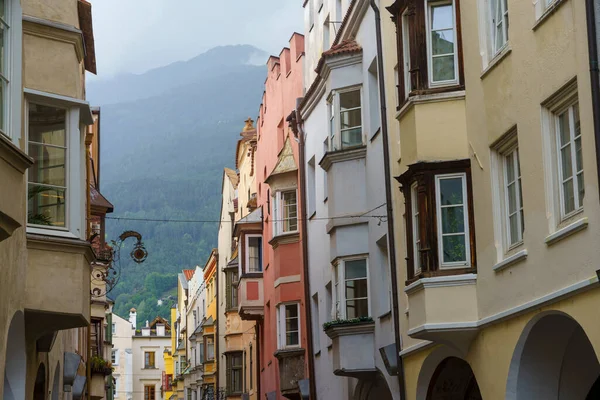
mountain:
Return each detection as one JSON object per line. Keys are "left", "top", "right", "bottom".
{"left": 90, "top": 45, "right": 268, "bottom": 326}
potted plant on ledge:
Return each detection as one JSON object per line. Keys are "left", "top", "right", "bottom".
{"left": 323, "top": 316, "right": 376, "bottom": 378}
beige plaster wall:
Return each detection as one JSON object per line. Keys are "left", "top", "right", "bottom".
{"left": 22, "top": 0, "right": 79, "bottom": 28}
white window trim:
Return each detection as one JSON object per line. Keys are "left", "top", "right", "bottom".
{"left": 244, "top": 234, "right": 263, "bottom": 273}
{"left": 490, "top": 0, "right": 508, "bottom": 55}
{"left": 328, "top": 87, "right": 364, "bottom": 151}
{"left": 25, "top": 92, "right": 89, "bottom": 239}
{"left": 334, "top": 257, "right": 371, "bottom": 319}
{"left": 502, "top": 146, "right": 524, "bottom": 247}
{"left": 277, "top": 302, "right": 301, "bottom": 350}
{"left": 411, "top": 183, "right": 421, "bottom": 275}
{"left": 0, "top": 0, "right": 22, "bottom": 143}
{"left": 435, "top": 173, "right": 471, "bottom": 269}
{"left": 425, "top": 0, "right": 459, "bottom": 88}
{"left": 112, "top": 349, "right": 119, "bottom": 366}
{"left": 541, "top": 80, "right": 580, "bottom": 232}
{"left": 273, "top": 189, "right": 298, "bottom": 237}
{"left": 555, "top": 103, "right": 583, "bottom": 220}
{"left": 402, "top": 11, "right": 412, "bottom": 98}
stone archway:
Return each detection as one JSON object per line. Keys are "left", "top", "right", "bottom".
{"left": 426, "top": 357, "right": 482, "bottom": 400}
{"left": 33, "top": 363, "right": 46, "bottom": 400}
{"left": 353, "top": 372, "right": 393, "bottom": 400}
{"left": 506, "top": 311, "right": 600, "bottom": 400}
{"left": 3, "top": 311, "right": 26, "bottom": 400}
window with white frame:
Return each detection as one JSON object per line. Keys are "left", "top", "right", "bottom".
{"left": 435, "top": 174, "right": 470, "bottom": 267}
{"left": 112, "top": 349, "right": 118, "bottom": 365}
{"left": 0, "top": 0, "right": 21, "bottom": 141}
{"left": 401, "top": 11, "right": 411, "bottom": 98}
{"left": 426, "top": 0, "right": 458, "bottom": 86}
{"left": 328, "top": 89, "right": 363, "bottom": 151}
{"left": 245, "top": 234, "right": 263, "bottom": 273}
{"left": 411, "top": 183, "right": 422, "bottom": 275}
{"left": 490, "top": 0, "right": 509, "bottom": 54}
{"left": 273, "top": 190, "right": 298, "bottom": 235}
{"left": 277, "top": 303, "right": 300, "bottom": 349}
{"left": 112, "top": 323, "right": 116, "bottom": 334}
{"left": 27, "top": 103, "right": 68, "bottom": 228}
{"left": 335, "top": 258, "right": 369, "bottom": 319}
{"left": 555, "top": 102, "right": 583, "bottom": 217}
{"left": 205, "top": 336, "right": 215, "bottom": 360}
{"left": 503, "top": 146, "right": 524, "bottom": 246}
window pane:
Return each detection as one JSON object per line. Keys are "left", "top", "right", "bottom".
{"left": 28, "top": 184, "right": 66, "bottom": 227}
{"left": 346, "top": 299, "right": 368, "bottom": 319}
{"left": 509, "top": 214, "right": 519, "bottom": 245}
{"left": 286, "top": 331, "right": 299, "bottom": 346}
{"left": 345, "top": 278, "right": 368, "bottom": 300}
{"left": 507, "top": 182, "right": 517, "bottom": 214}
{"left": 577, "top": 172, "right": 585, "bottom": 208}
{"left": 563, "top": 178, "right": 575, "bottom": 214}
{"left": 495, "top": 22, "right": 504, "bottom": 51}
{"left": 431, "top": 4, "right": 453, "bottom": 30}
{"left": 345, "top": 259, "right": 367, "bottom": 279}
{"left": 505, "top": 153, "right": 515, "bottom": 182}
{"left": 340, "top": 108, "right": 362, "bottom": 129}
{"left": 575, "top": 137, "right": 582, "bottom": 172}
{"left": 29, "top": 105, "right": 67, "bottom": 146}
{"left": 560, "top": 144, "right": 573, "bottom": 179}
{"left": 28, "top": 143, "right": 67, "bottom": 187}
{"left": 442, "top": 235, "right": 467, "bottom": 263}
{"left": 285, "top": 304, "right": 298, "bottom": 319}
{"left": 340, "top": 90, "right": 361, "bottom": 110}
{"left": 432, "top": 56, "right": 455, "bottom": 82}
{"left": 341, "top": 128, "right": 362, "bottom": 148}
{"left": 441, "top": 206, "right": 464, "bottom": 234}
{"left": 439, "top": 178, "right": 463, "bottom": 205}
{"left": 432, "top": 30, "right": 454, "bottom": 55}
{"left": 557, "top": 110, "right": 570, "bottom": 146}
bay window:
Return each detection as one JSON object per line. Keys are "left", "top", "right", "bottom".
{"left": 334, "top": 258, "right": 369, "bottom": 319}
{"left": 398, "top": 160, "right": 476, "bottom": 282}
{"left": 273, "top": 190, "right": 298, "bottom": 235}
{"left": 388, "top": 0, "right": 464, "bottom": 104}
{"left": 426, "top": 0, "right": 458, "bottom": 86}
{"left": 328, "top": 88, "right": 363, "bottom": 151}
{"left": 245, "top": 234, "right": 263, "bottom": 273}
{"left": 277, "top": 303, "right": 300, "bottom": 349}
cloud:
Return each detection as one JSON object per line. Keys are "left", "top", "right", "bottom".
{"left": 90, "top": 0, "right": 304, "bottom": 79}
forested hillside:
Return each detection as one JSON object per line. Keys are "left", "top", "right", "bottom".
{"left": 87, "top": 45, "right": 267, "bottom": 327}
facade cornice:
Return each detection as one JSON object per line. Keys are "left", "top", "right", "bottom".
{"left": 319, "top": 146, "right": 366, "bottom": 171}
{"left": 26, "top": 233, "right": 95, "bottom": 262}
{"left": 268, "top": 231, "right": 300, "bottom": 249}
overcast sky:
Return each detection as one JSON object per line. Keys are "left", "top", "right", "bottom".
{"left": 91, "top": 0, "right": 304, "bottom": 79}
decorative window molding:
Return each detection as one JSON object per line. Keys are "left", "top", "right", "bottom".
{"left": 541, "top": 78, "right": 582, "bottom": 232}
{"left": 490, "top": 127, "right": 525, "bottom": 262}
{"left": 334, "top": 257, "right": 370, "bottom": 319}
{"left": 277, "top": 302, "right": 301, "bottom": 349}
{"left": 397, "top": 159, "right": 476, "bottom": 283}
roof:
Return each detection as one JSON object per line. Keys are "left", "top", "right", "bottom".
{"left": 224, "top": 168, "right": 239, "bottom": 188}
{"left": 322, "top": 39, "right": 362, "bottom": 57}
{"left": 200, "top": 316, "right": 214, "bottom": 327}
{"left": 183, "top": 269, "right": 195, "bottom": 281}
{"left": 77, "top": 0, "right": 96, "bottom": 74}
{"left": 236, "top": 207, "right": 262, "bottom": 225}
{"left": 178, "top": 273, "right": 189, "bottom": 290}
{"left": 265, "top": 137, "right": 297, "bottom": 184}
{"left": 149, "top": 316, "right": 171, "bottom": 330}
{"left": 226, "top": 256, "right": 238, "bottom": 270}
{"left": 90, "top": 185, "right": 114, "bottom": 213}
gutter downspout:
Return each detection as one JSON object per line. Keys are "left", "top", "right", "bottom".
{"left": 291, "top": 105, "right": 318, "bottom": 400}
{"left": 585, "top": 0, "right": 600, "bottom": 202}
{"left": 369, "top": 1, "right": 407, "bottom": 399}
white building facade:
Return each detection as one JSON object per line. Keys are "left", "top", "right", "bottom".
{"left": 300, "top": 0, "right": 399, "bottom": 399}
{"left": 184, "top": 265, "right": 206, "bottom": 400}
{"left": 112, "top": 312, "right": 134, "bottom": 400}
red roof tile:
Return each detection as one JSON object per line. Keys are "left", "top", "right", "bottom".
{"left": 183, "top": 269, "right": 195, "bottom": 281}
{"left": 322, "top": 39, "right": 362, "bottom": 57}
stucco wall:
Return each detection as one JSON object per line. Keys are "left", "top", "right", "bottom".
{"left": 22, "top": 0, "right": 80, "bottom": 28}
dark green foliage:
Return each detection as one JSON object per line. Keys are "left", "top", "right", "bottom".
{"left": 93, "top": 46, "right": 267, "bottom": 327}
{"left": 322, "top": 316, "right": 374, "bottom": 331}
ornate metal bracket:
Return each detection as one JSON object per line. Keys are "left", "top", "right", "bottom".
{"left": 91, "top": 230, "right": 148, "bottom": 298}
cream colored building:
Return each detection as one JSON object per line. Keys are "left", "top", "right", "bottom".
{"left": 112, "top": 312, "right": 135, "bottom": 400}
{"left": 385, "top": 0, "right": 600, "bottom": 398}
{"left": 0, "top": 0, "right": 98, "bottom": 399}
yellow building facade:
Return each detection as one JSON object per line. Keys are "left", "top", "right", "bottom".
{"left": 163, "top": 307, "right": 177, "bottom": 400}
{"left": 202, "top": 249, "right": 218, "bottom": 397}
{"left": 384, "top": 0, "right": 600, "bottom": 398}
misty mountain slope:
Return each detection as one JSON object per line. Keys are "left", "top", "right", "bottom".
{"left": 88, "top": 44, "right": 268, "bottom": 105}
{"left": 90, "top": 45, "right": 267, "bottom": 326}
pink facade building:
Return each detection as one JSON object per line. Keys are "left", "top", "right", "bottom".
{"left": 239, "top": 32, "right": 310, "bottom": 400}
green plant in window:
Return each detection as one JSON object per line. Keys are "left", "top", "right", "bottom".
{"left": 322, "top": 316, "right": 373, "bottom": 331}
{"left": 27, "top": 186, "right": 54, "bottom": 225}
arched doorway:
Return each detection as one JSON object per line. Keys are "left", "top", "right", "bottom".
{"left": 427, "top": 357, "right": 482, "bottom": 400}
{"left": 353, "top": 372, "right": 393, "bottom": 400}
{"left": 506, "top": 312, "right": 600, "bottom": 400}
{"left": 33, "top": 363, "right": 46, "bottom": 400}
{"left": 3, "top": 311, "right": 26, "bottom": 400}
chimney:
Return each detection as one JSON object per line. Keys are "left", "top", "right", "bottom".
{"left": 129, "top": 308, "right": 137, "bottom": 329}
{"left": 157, "top": 324, "right": 165, "bottom": 337}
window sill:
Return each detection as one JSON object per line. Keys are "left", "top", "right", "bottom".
{"left": 268, "top": 231, "right": 300, "bottom": 249}
{"left": 319, "top": 146, "right": 367, "bottom": 171}
{"left": 396, "top": 89, "right": 466, "bottom": 120}
{"left": 240, "top": 272, "right": 263, "bottom": 279}
{"left": 533, "top": 0, "right": 569, "bottom": 31}
{"left": 480, "top": 45, "right": 512, "bottom": 79}
{"left": 545, "top": 217, "right": 588, "bottom": 246}
{"left": 493, "top": 249, "right": 528, "bottom": 272}
{"left": 27, "top": 226, "right": 79, "bottom": 239}
{"left": 405, "top": 270, "right": 477, "bottom": 292}
{"left": 378, "top": 310, "right": 392, "bottom": 320}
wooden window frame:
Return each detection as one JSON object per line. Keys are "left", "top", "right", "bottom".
{"left": 144, "top": 385, "right": 156, "bottom": 400}
{"left": 397, "top": 159, "right": 476, "bottom": 284}
{"left": 144, "top": 351, "right": 155, "bottom": 369}
{"left": 387, "top": 0, "right": 465, "bottom": 109}
{"left": 226, "top": 351, "right": 244, "bottom": 395}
